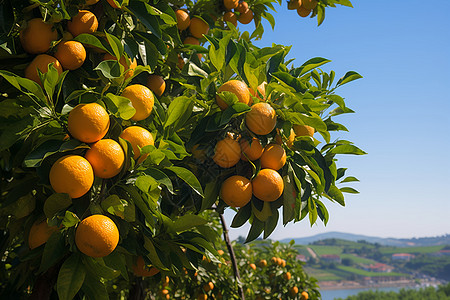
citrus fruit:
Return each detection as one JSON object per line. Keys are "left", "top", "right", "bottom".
{"left": 288, "top": 0, "right": 301, "bottom": 10}
{"left": 107, "top": 0, "right": 120, "bottom": 8}
{"left": 258, "top": 259, "right": 267, "bottom": 267}
{"left": 217, "top": 249, "right": 225, "bottom": 256}
{"left": 237, "top": 1, "right": 249, "bottom": 13}
{"left": 85, "top": 0, "right": 99, "bottom": 5}
{"left": 238, "top": 9, "right": 253, "bottom": 24}
{"left": 203, "top": 282, "right": 214, "bottom": 292}
{"left": 85, "top": 139, "right": 125, "bottom": 178}
{"left": 132, "top": 256, "right": 160, "bottom": 277}
{"left": 189, "top": 17, "right": 209, "bottom": 39}
{"left": 252, "top": 169, "right": 284, "bottom": 202}
{"left": 54, "top": 40, "right": 86, "bottom": 70}
{"left": 249, "top": 81, "right": 266, "bottom": 103}
{"left": 175, "top": 9, "right": 190, "bottom": 30}
{"left": 67, "top": 102, "right": 110, "bottom": 143}
{"left": 223, "top": 11, "right": 238, "bottom": 27}
{"left": 197, "top": 294, "right": 207, "bottom": 300}
{"left": 297, "top": 6, "right": 311, "bottom": 17}
{"left": 19, "top": 18, "right": 58, "bottom": 54}
{"left": 224, "top": 0, "right": 239, "bottom": 10}
{"left": 49, "top": 155, "right": 94, "bottom": 198}
{"left": 67, "top": 10, "right": 98, "bottom": 37}
{"left": 240, "top": 137, "right": 263, "bottom": 161}
{"left": 249, "top": 263, "right": 257, "bottom": 270}
{"left": 212, "top": 136, "right": 241, "bottom": 168}
{"left": 177, "top": 54, "right": 185, "bottom": 69}
{"left": 216, "top": 80, "right": 251, "bottom": 110}
{"left": 24, "top": 54, "right": 63, "bottom": 86}
{"left": 103, "top": 53, "right": 137, "bottom": 79}
{"left": 146, "top": 74, "right": 166, "bottom": 97}
{"left": 301, "top": 0, "right": 317, "bottom": 10}
{"left": 271, "top": 256, "right": 278, "bottom": 264}
{"left": 290, "top": 287, "right": 299, "bottom": 297}
{"left": 28, "top": 219, "right": 59, "bottom": 249}
{"left": 293, "top": 124, "right": 314, "bottom": 137}
{"left": 220, "top": 175, "right": 252, "bottom": 208}
{"left": 275, "top": 128, "right": 295, "bottom": 148}
{"left": 245, "top": 102, "right": 277, "bottom": 135}
{"left": 183, "top": 36, "right": 200, "bottom": 46}
{"left": 121, "top": 84, "right": 154, "bottom": 121}
{"left": 301, "top": 291, "right": 309, "bottom": 300}
{"left": 119, "top": 126, "right": 154, "bottom": 163}
{"left": 260, "top": 143, "right": 286, "bottom": 170}
{"left": 283, "top": 271, "right": 292, "bottom": 280}
{"left": 75, "top": 214, "right": 119, "bottom": 257}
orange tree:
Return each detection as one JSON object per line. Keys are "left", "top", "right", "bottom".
{"left": 0, "top": 0, "right": 363, "bottom": 299}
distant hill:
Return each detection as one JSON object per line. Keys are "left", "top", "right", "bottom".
{"left": 280, "top": 232, "right": 450, "bottom": 247}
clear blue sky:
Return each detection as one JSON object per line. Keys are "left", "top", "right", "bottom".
{"left": 224, "top": 0, "right": 450, "bottom": 240}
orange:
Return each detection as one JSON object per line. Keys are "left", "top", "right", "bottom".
{"left": 240, "top": 137, "right": 263, "bottom": 161}
{"left": 224, "top": 0, "right": 239, "bottom": 10}
{"left": 300, "top": 291, "right": 309, "bottom": 300}
{"left": 288, "top": 0, "right": 301, "bottom": 10}
{"left": 103, "top": 53, "right": 137, "bottom": 79}
{"left": 121, "top": 84, "right": 154, "bottom": 121}
{"left": 107, "top": 0, "right": 120, "bottom": 8}
{"left": 280, "top": 259, "right": 287, "bottom": 267}
{"left": 283, "top": 271, "right": 292, "bottom": 280}
{"left": 68, "top": 102, "right": 110, "bottom": 143}
{"left": 146, "top": 74, "right": 166, "bottom": 97}
{"left": 68, "top": 10, "right": 98, "bottom": 37}
{"left": 203, "top": 282, "right": 214, "bottom": 292}
{"left": 249, "top": 263, "right": 256, "bottom": 270}
{"left": 175, "top": 9, "right": 190, "bottom": 31}
{"left": 183, "top": 36, "right": 200, "bottom": 46}
{"left": 249, "top": 82, "right": 266, "bottom": 103}
{"left": 245, "top": 102, "right": 277, "bottom": 135}
{"left": 301, "top": 0, "right": 317, "bottom": 10}
{"left": 237, "top": 1, "right": 249, "bottom": 13}
{"left": 20, "top": 18, "right": 58, "bottom": 54}
{"left": 24, "top": 54, "right": 63, "bottom": 86}
{"left": 212, "top": 136, "right": 241, "bottom": 168}
{"left": 85, "top": 0, "right": 99, "bottom": 5}
{"left": 85, "top": 139, "right": 124, "bottom": 178}
{"left": 216, "top": 80, "right": 251, "bottom": 110}
{"left": 293, "top": 124, "right": 314, "bottom": 137}
{"left": 189, "top": 17, "right": 209, "bottom": 39}
{"left": 75, "top": 214, "right": 119, "bottom": 257}
{"left": 223, "top": 12, "right": 237, "bottom": 27}
{"left": 275, "top": 128, "right": 295, "bottom": 148}
{"left": 49, "top": 155, "right": 94, "bottom": 198}
{"left": 290, "top": 287, "right": 299, "bottom": 297}
{"left": 119, "top": 126, "right": 154, "bottom": 163}
{"left": 220, "top": 175, "right": 252, "bottom": 208}
{"left": 132, "top": 256, "right": 160, "bottom": 277}
{"left": 177, "top": 54, "right": 185, "bottom": 69}
{"left": 28, "top": 219, "right": 59, "bottom": 249}
{"left": 271, "top": 256, "right": 278, "bottom": 264}
{"left": 252, "top": 169, "right": 284, "bottom": 202}
{"left": 217, "top": 249, "right": 225, "bottom": 256}
{"left": 297, "top": 6, "right": 311, "bottom": 17}
{"left": 260, "top": 144, "right": 286, "bottom": 170}
{"left": 258, "top": 259, "right": 267, "bottom": 267}
{"left": 54, "top": 41, "right": 86, "bottom": 70}
{"left": 197, "top": 294, "right": 207, "bottom": 300}
{"left": 238, "top": 9, "right": 253, "bottom": 24}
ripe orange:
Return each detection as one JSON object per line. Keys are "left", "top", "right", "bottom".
{"left": 68, "top": 102, "right": 110, "bottom": 143}
{"left": 280, "top": 259, "right": 287, "bottom": 267}
{"left": 288, "top": 0, "right": 301, "bottom": 10}
{"left": 121, "top": 84, "right": 154, "bottom": 121}
{"left": 224, "top": 0, "right": 239, "bottom": 10}
{"left": 245, "top": 102, "right": 277, "bottom": 135}
{"left": 220, "top": 175, "right": 252, "bottom": 208}
{"left": 103, "top": 53, "right": 137, "bottom": 79}
{"left": 132, "top": 256, "right": 160, "bottom": 277}
{"left": 189, "top": 17, "right": 209, "bottom": 39}
{"left": 237, "top": 1, "right": 249, "bottom": 13}
{"left": 75, "top": 214, "right": 119, "bottom": 257}
{"left": 67, "top": 10, "right": 98, "bottom": 37}
{"left": 175, "top": 9, "right": 190, "bottom": 31}
{"left": 54, "top": 41, "right": 86, "bottom": 70}
{"left": 238, "top": 9, "right": 253, "bottom": 24}
{"left": 49, "top": 155, "right": 94, "bottom": 198}
{"left": 85, "top": 0, "right": 99, "bottom": 5}
{"left": 217, "top": 249, "right": 225, "bottom": 256}
{"left": 183, "top": 36, "right": 200, "bottom": 46}
{"left": 249, "top": 263, "right": 257, "bottom": 270}
{"left": 271, "top": 256, "right": 278, "bottom": 264}
{"left": 20, "top": 18, "right": 58, "bottom": 54}
{"left": 197, "top": 294, "right": 208, "bottom": 300}
{"left": 290, "top": 286, "right": 299, "bottom": 297}
{"left": 203, "top": 282, "right": 214, "bottom": 292}
{"left": 216, "top": 80, "right": 251, "bottom": 110}
{"left": 300, "top": 291, "right": 309, "bottom": 300}
{"left": 293, "top": 124, "right": 314, "bottom": 137}
{"left": 252, "top": 169, "right": 284, "bottom": 202}
{"left": 177, "top": 54, "right": 185, "bottom": 69}
{"left": 249, "top": 81, "right": 266, "bottom": 102}
{"left": 301, "top": 0, "right": 317, "bottom": 10}
{"left": 275, "top": 128, "right": 295, "bottom": 148}
{"left": 28, "top": 219, "right": 59, "bottom": 249}
{"left": 240, "top": 137, "right": 263, "bottom": 161}
{"left": 283, "top": 271, "right": 292, "bottom": 280}
{"left": 297, "top": 6, "right": 311, "bottom": 17}
{"left": 107, "top": 0, "right": 120, "bottom": 8}
{"left": 223, "top": 11, "right": 238, "bottom": 27}
{"left": 146, "top": 74, "right": 166, "bottom": 97}
{"left": 85, "top": 139, "right": 124, "bottom": 178}
{"left": 24, "top": 54, "right": 63, "bottom": 86}
{"left": 119, "top": 126, "right": 154, "bottom": 163}
{"left": 260, "top": 144, "right": 286, "bottom": 170}
{"left": 258, "top": 259, "right": 267, "bottom": 267}
{"left": 212, "top": 136, "right": 241, "bottom": 168}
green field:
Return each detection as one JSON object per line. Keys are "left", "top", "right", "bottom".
{"left": 340, "top": 253, "right": 377, "bottom": 265}
{"left": 337, "top": 265, "right": 410, "bottom": 277}
{"left": 304, "top": 267, "right": 342, "bottom": 281}
{"left": 379, "top": 245, "right": 445, "bottom": 255}
{"left": 309, "top": 245, "right": 343, "bottom": 256}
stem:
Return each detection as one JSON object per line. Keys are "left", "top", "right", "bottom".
{"left": 128, "top": 277, "right": 145, "bottom": 300}
{"left": 219, "top": 213, "right": 245, "bottom": 300}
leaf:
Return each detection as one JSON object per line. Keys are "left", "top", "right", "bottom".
{"left": 0, "top": 70, "right": 46, "bottom": 104}
{"left": 94, "top": 60, "right": 122, "bottom": 79}
{"left": 103, "top": 252, "right": 129, "bottom": 281}
{"left": 57, "top": 254, "right": 86, "bottom": 300}
{"left": 100, "top": 195, "right": 135, "bottom": 222}
{"left": 172, "top": 215, "right": 207, "bottom": 233}
{"left": 104, "top": 93, "right": 135, "bottom": 120}
{"left": 164, "top": 96, "right": 192, "bottom": 129}
{"left": 62, "top": 211, "right": 80, "bottom": 228}
{"left": 230, "top": 202, "right": 252, "bottom": 228}
{"left": 74, "top": 34, "right": 109, "bottom": 53}
{"left": 340, "top": 176, "right": 359, "bottom": 183}
{"left": 39, "top": 232, "right": 67, "bottom": 274}
{"left": 81, "top": 272, "right": 109, "bottom": 300}
{"left": 105, "top": 31, "right": 124, "bottom": 58}
{"left": 200, "top": 181, "right": 220, "bottom": 211}
{"left": 282, "top": 165, "right": 297, "bottom": 225}
{"left": 317, "top": 4, "right": 326, "bottom": 26}
{"left": 330, "top": 144, "right": 367, "bottom": 155}
{"left": 340, "top": 187, "right": 359, "bottom": 194}
{"left": 245, "top": 218, "right": 264, "bottom": 243}
{"left": 44, "top": 193, "right": 72, "bottom": 219}
{"left": 316, "top": 199, "right": 329, "bottom": 225}
{"left": 337, "top": 71, "right": 363, "bottom": 86}
{"left": 24, "top": 139, "right": 87, "bottom": 167}
{"left": 165, "top": 166, "right": 203, "bottom": 197}
{"left": 144, "top": 168, "right": 174, "bottom": 194}
{"left": 82, "top": 257, "right": 120, "bottom": 280}
{"left": 327, "top": 185, "right": 345, "bottom": 206}
{"left": 263, "top": 209, "right": 279, "bottom": 239}
{"left": 296, "top": 57, "right": 331, "bottom": 77}
{"left": 252, "top": 200, "right": 272, "bottom": 222}
{"left": 127, "top": 1, "right": 162, "bottom": 39}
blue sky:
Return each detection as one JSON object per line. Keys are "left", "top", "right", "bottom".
{"left": 224, "top": 0, "right": 450, "bottom": 240}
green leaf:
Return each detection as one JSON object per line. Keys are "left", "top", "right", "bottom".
{"left": 143, "top": 237, "right": 167, "bottom": 270}
{"left": 0, "top": 70, "right": 46, "bottom": 104}
{"left": 252, "top": 200, "right": 272, "bottom": 222}
{"left": 74, "top": 34, "right": 109, "bottom": 53}
{"left": 340, "top": 187, "right": 359, "bottom": 194}
{"left": 317, "top": 4, "right": 326, "bottom": 26}
{"left": 82, "top": 257, "right": 120, "bottom": 280}
{"left": 230, "top": 202, "right": 252, "bottom": 228}
{"left": 135, "top": 175, "right": 159, "bottom": 194}
{"left": 245, "top": 218, "right": 264, "bottom": 243}
{"left": 220, "top": 102, "right": 251, "bottom": 126}
{"left": 327, "top": 185, "right": 345, "bottom": 206}
{"left": 316, "top": 199, "right": 329, "bottom": 225}
{"left": 44, "top": 193, "right": 72, "bottom": 219}
{"left": 39, "top": 232, "right": 67, "bottom": 274}
{"left": 62, "top": 211, "right": 80, "bottom": 228}
{"left": 57, "top": 254, "right": 86, "bottom": 300}
{"left": 24, "top": 139, "right": 87, "bottom": 168}
{"left": 263, "top": 209, "right": 279, "bottom": 239}
{"left": 282, "top": 165, "right": 297, "bottom": 225}
{"left": 201, "top": 181, "right": 220, "bottom": 211}
{"left": 94, "top": 60, "right": 122, "bottom": 79}
{"left": 127, "top": 1, "right": 162, "bottom": 39}
{"left": 105, "top": 31, "right": 123, "bottom": 58}
{"left": 296, "top": 57, "right": 331, "bottom": 77}
{"left": 308, "top": 198, "right": 318, "bottom": 225}
{"left": 340, "top": 176, "right": 359, "bottom": 183}
{"left": 144, "top": 168, "right": 174, "bottom": 194}
{"left": 100, "top": 195, "right": 135, "bottom": 222}
{"left": 164, "top": 96, "right": 192, "bottom": 129}
{"left": 165, "top": 166, "right": 203, "bottom": 197}
{"left": 337, "top": 71, "right": 363, "bottom": 86}
{"left": 330, "top": 144, "right": 367, "bottom": 155}
{"left": 172, "top": 215, "right": 207, "bottom": 233}
{"left": 103, "top": 252, "right": 129, "bottom": 281}
{"left": 81, "top": 272, "right": 109, "bottom": 300}
{"left": 104, "top": 93, "right": 135, "bottom": 120}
